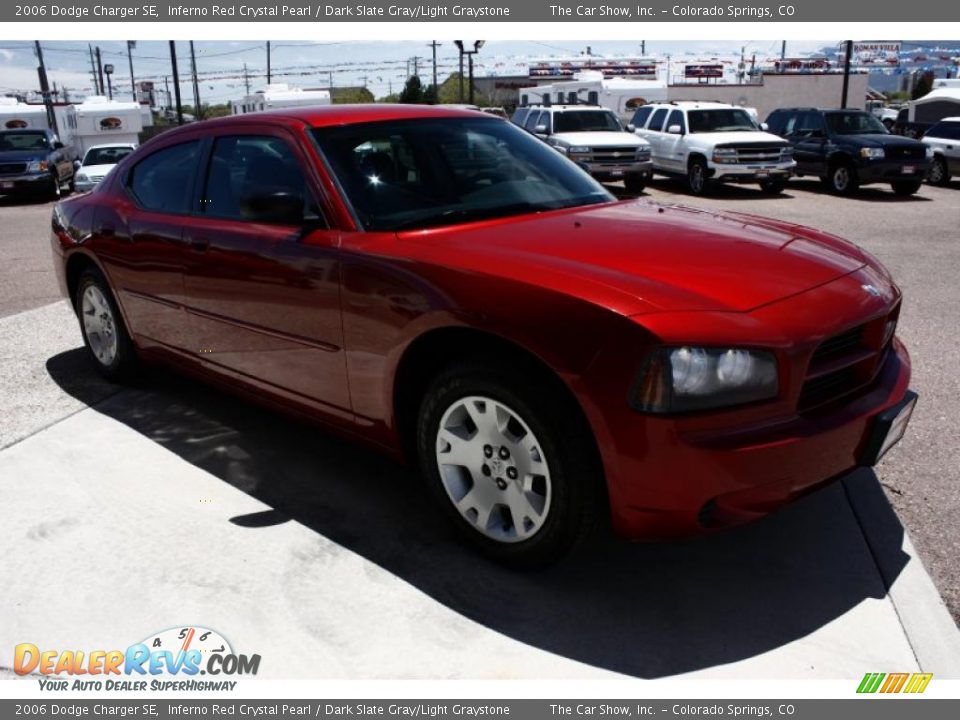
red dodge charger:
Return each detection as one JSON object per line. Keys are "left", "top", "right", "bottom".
{"left": 50, "top": 105, "right": 916, "bottom": 565}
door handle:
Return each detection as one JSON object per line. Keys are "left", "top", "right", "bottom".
{"left": 188, "top": 237, "right": 210, "bottom": 252}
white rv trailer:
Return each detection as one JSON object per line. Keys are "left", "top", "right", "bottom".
{"left": 519, "top": 72, "right": 668, "bottom": 122}
{"left": 0, "top": 98, "right": 78, "bottom": 147}
{"left": 72, "top": 96, "right": 145, "bottom": 154}
{"left": 232, "top": 84, "right": 332, "bottom": 115}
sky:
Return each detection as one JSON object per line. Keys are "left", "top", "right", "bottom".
{"left": 0, "top": 39, "right": 834, "bottom": 103}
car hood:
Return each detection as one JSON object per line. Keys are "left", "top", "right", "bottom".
{"left": 0, "top": 149, "right": 47, "bottom": 162}
{"left": 78, "top": 163, "right": 117, "bottom": 177}
{"left": 405, "top": 200, "right": 869, "bottom": 315}
{"left": 837, "top": 134, "right": 925, "bottom": 149}
{"left": 552, "top": 131, "right": 645, "bottom": 147}
{"left": 701, "top": 130, "right": 789, "bottom": 146}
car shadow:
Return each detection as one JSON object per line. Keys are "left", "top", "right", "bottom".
{"left": 642, "top": 176, "right": 797, "bottom": 201}
{"left": 0, "top": 194, "right": 55, "bottom": 208}
{"left": 787, "top": 178, "right": 933, "bottom": 202}
{"left": 46, "top": 347, "right": 910, "bottom": 678}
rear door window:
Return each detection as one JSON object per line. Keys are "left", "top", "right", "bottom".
{"left": 647, "top": 108, "right": 669, "bottom": 132}
{"left": 666, "top": 110, "right": 686, "bottom": 133}
{"left": 128, "top": 141, "right": 201, "bottom": 214}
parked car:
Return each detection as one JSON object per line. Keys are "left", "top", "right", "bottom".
{"left": 512, "top": 104, "right": 652, "bottom": 193}
{"left": 630, "top": 102, "right": 796, "bottom": 195}
{"left": 766, "top": 108, "right": 933, "bottom": 196}
{"left": 51, "top": 105, "right": 916, "bottom": 566}
{"left": 0, "top": 128, "right": 77, "bottom": 199}
{"left": 75, "top": 143, "right": 137, "bottom": 193}
{"left": 920, "top": 117, "right": 960, "bottom": 186}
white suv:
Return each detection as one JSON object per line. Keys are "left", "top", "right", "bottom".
{"left": 513, "top": 105, "right": 653, "bottom": 193}
{"left": 629, "top": 101, "right": 796, "bottom": 195}
{"left": 922, "top": 117, "right": 960, "bottom": 186}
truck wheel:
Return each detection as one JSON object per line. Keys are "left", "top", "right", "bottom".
{"left": 828, "top": 161, "right": 858, "bottom": 195}
{"left": 75, "top": 268, "right": 139, "bottom": 382}
{"left": 624, "top": 173, "right": 647, "bottom": 194}
{"left": 686, "top": 159, "right": 709, "bottom": 195}
{"left": 891, "top": 180, "right": 922, "bottom": 196}
{"left": 759, "top": 178, "right": 788, "bottom": 194}
{"left": 417, "top": 360, "right": 603, "bottom": 568}
{"left": 927, "top": 157, "right": 951, "bottom": 186}
{"left": 47, "top": 172, "right": 61, "bottom": 201}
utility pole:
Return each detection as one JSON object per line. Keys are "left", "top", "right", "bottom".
{"left": 34, "top": 41, "right": 59, "bottom": 136}
{"left": 428, "top": 41, "right": 440, "bottom": 101}
{"left": 841, "top": 39, "right": 853, "bottom": 109}
{"left": 164, "top": 75, "right": 170, "bottom": 112}
{"left": 328, "top": 70, "right": 333, "bottom": 89}
{"left": 781, "top": 41, "right": 787, "bottom": 60}
{"left": 242, "top": 63, "right": 251, "bottom": 95}
{"left": 95, "top": 47, "right": 105, "bottom": 98}
{"left": 266, "top": 41, "right": 271, "bottom": 84}
{"left": 409, "top": 55, "right": 423, "bottom": 77}
{"left": 455, "top": 40, "right": 465, "bottom": 103}
{"left": 641, "top": 40, "right": 646, "bottom": 55}
{"left": 88, "top": 44, "right": 100, "bottom": 94}
{"left": 169, "top": 41, "right": 184, "bottom": 126}
{"left": 127, "top": 41, "right": 137, "bottom": 102}
{"left": 189, "top": 41, "right": 202, "bottom": 119}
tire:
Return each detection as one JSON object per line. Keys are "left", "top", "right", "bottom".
{"left": 623, "top": 173, "right": 647, "bottom": 194}
{"left": 75, "top": 268, "right": 138, "bottom": 381}
{"left": 686, "top": 158, "right": 710, "bottom": 195}
{"left": 927, "top": 157, "right": 951, "bottom": 186}
{"left": 47, "top": 172, "right": 61, "bottom": 201}
{"left": 891, "top": 180, "right": 922, "bottom": 196}
{"left": 416, "top": 360, "right": 603, "bottom": 568}
{"left": 759, "top": 178, "right": 788, "bottom": 194}
{"left": 827, "top": 161, "right": 858, "bottom": 195}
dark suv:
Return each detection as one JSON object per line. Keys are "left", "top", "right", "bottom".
{"left": 0, "top": 128, "right": 77, "bottom": 200}
{"left": 765, "top": 108, "right": 932, "bottom": 196}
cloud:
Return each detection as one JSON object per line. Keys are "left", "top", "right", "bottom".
{"left": 0, "top": 49, "right": 15, "bottom": 62}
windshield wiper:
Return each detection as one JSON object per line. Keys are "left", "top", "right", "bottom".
{"left": 391, "top": 202, "right": 563, "bottom": 231}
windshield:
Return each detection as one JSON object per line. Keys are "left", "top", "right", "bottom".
{"left": 825, "top": 112, "right": 889, "bottom": 135}
{"left": 553, "top": 110, "right": 623, "bottom": 133}
{"left": 83, "top": 146, "right": 133, "bottom": 166}
{"left": 0, "top": 131, "right": 49, "bottom": 151}
{"left": 688, "top": 109, "right": 757, "bottom": 133}
{"left": 311, "top": 117, "right": 613, "bottom": 232}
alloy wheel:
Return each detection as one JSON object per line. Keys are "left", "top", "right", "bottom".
{"left": 81, "top": 284, "right": 118, "bottom": 367}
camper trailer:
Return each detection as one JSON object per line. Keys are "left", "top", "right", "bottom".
{"left": 519, "top": 72, "right": 668, "bottom": 122}
{"left": 72, "top": 96, "right": 144, "bottom": 154}
{"left": 0, "top": 98, "right": 78, "bottom": 148}
{"left": 232, "top": 84, "right": 332, "bottom": 115}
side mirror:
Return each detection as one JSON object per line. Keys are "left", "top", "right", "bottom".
{"left": 53, "top": 141, "right": 64, "bottom": 150}
{"left": 239, "top": 191, "right": 304, "bottom": 224}
{"left": 534, "top": 124, "right": 548, "bottom": 135}
{"left": 667, "top": 124, "right": 683, "bottom": 135}
{"left": 626, "top": 123, "right": 636, "bottom": 133}
{"left": 760, "top": 122, "right": 769, "bottom": 131}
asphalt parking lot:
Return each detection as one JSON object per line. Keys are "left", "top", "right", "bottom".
{"left": 0, "top": 177, "right": 958, "bottom": 679}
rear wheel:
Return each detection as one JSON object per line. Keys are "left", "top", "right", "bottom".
{"left": 927, "top": 157, "right": 951, "bottom": 186}
{"left": 624, "top": 173, "right": 647, "bottom": 194}
{"left": 891, "top": 180, "right": 922, "bottom": 196}
{"left": 759, "top": 178, "right": 788, "bottom": 194}
{"left": 686, "top": 158, "right": 709, "bottom": 195}
{"left": 417, "top": 361, "right": 602, "bottom": 567}
{"left": 827, "top": 161, "right": 858, "bottom": 195}
{"left": 75, "top": 268, "right": 138, "bottom": 381}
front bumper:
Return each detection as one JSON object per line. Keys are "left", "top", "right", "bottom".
{"left": 709, "top": 160, "right": 796, "bottom": 183}
{"left": 0, "top": 172, "right": 50, "bottom": 195}
{"left": 574, "top": 158, "right": 652, "bottom": 180}
{"left": 856, "top": 157, "right": 932, "bottom": 184}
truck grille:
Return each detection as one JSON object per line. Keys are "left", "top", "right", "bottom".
{"left": 0, "top": 163, "right": 27, "bottom": 175}
{"left": 578, "top": 146, "right": 641, "bottom": 165}
{"left": 798, "top": 304, "right": 900, "bottom": 413}
{"left": 717, "top": 143, "right": 787, "bottom": 164}
{"left": 884, "top": 146, "right": 926, "bottom": 162}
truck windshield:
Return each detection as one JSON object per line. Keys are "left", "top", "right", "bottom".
{"left": 825, "top": 112, "right": 889, "bottom": 135}
{"left": 312, "top": 117, "right": 613, "bottom": 232}
{"left": 83, "top": 147, "right": 134, "bottom": 166}
{"left": 0, "top": 131, "right": 49, "bottom": 151}
{"left": 688, "top": 109, "right": 756, "bottom": 133}
{"left": 553, "top": 111, "right": 623, "bottom": 133}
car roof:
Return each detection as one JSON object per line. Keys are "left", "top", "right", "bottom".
{"left": 85, "top": 143, "right": 137, "bottom": 150}
{"left": 773, "top": 107, "right": 870, "bottom": 113}
{"left": 650, "top": 101, "right": 738, "bottom": 110}
{"left": 934, "top": 116, "right": 960, "bottom": 122}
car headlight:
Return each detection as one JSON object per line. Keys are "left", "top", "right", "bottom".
{"left": 632, "top": 347, "right": 779, "bottom": 413}
{"left": 26, "top": 160, "right": 49, "bottom": 173}
{"left": 712, "top": 148, "right": 738, "bottom": 164}
{"left": 635, "top": 146, "right": 651, "bottom": 160}
{"left": 780, "top": 147, "right": 794, "bottom": 160}
{"left": 76, "top": 173, "right": 89, "bottom": 182}
{"left": 859, "top": 148, "right": 885, "bottom": 160}
{"left": 567, "top": 146, "right": 591, "bottom": 154}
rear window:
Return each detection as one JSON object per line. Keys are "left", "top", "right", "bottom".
{"left": 128, "top": 141, "right": 201, "bottom": 214}
{"left": 553, "top": 111, "right": 622, "bottom": 133}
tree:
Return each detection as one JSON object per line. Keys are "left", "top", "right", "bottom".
{"left": 912, "top": 71, "right": 934, "bottom": 100}
{"left": 399, "top": 75, "right": 425, "bottom": 104}
{"left": 332, "top": 87, "right": 375, "bottom": 104}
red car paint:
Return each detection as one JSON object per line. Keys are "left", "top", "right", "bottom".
{"left": 50, "top": 105, "right": 912, "bottom": 539}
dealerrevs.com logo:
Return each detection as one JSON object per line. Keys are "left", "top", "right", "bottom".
{"left": 857, "top": 672, "right": 933, "bottom": 694}
{"left": 14, "top": 626, "right": 260, "bottom": 692}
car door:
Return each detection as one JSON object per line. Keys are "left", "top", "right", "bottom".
{"left": 95, "top": 138, "right": 203, "bottom": 352}
{"left": 791, "top": 111, "right": 828, "bottom": 176}
{"left": 179, "top": 129, "right": 351, "bottom": 418}
{"left": 658, "top": 109, "right": 687, "bottom": 173}
{"left": 642, "top": 107, "right": 670, "bottom": 168}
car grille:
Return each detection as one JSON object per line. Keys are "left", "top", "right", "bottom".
{"left": 717, "top": 143, "right": 787, "bottom": 164}
{"left": 0, "top": 163, "right": 27, "bottom": 175}
{"left": 578, "top": 146, "right": 642, "bottom": 165}
{"left": 885, "top": 146, "right": 926, "bottom": 162}
{"left": 798, "top": 304, "right": 900, "bottom": 413}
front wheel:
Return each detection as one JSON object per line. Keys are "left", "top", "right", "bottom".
{"left": 759, "top": 177, "right": 788, "bottom": 194}
{"left": 417, "top": 362, "right": 602, "bottom": 567}
{"left": 686, "top": 158, "right": 710, "bottom": 195}
{"left": 891, "top": 180, "right": 922, "bottom": 196}
{"left": 75, "top": 268, "right": 139, "bottom": 381}
{"left": 827, "top": 161, "right": 858, "bottom": 195}
{"left": 927, "top": 157, "right": 951, "bottom": 186}
{"left": 47, "top": 172, "right": 61, "bottom": 200}
{"left": 623, "top": 173, "right": 647, "bottom": 194}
